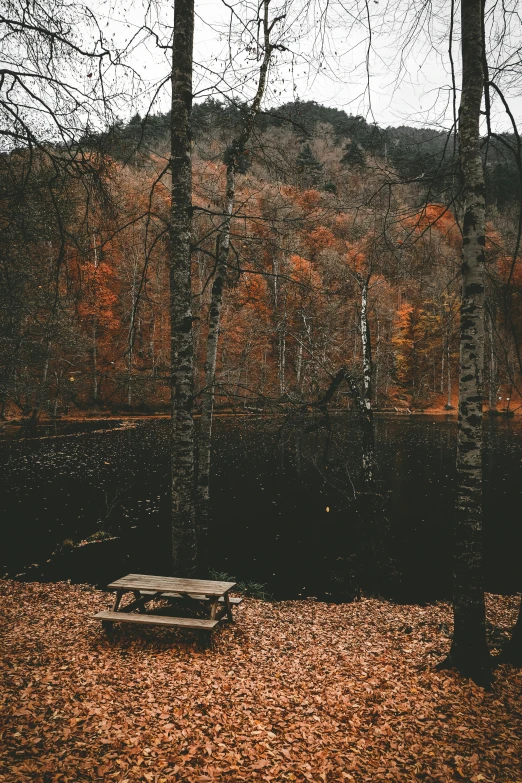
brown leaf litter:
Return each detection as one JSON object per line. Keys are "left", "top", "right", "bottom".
{"left": 1, "top": 580, "right": 521, "bottom": 783}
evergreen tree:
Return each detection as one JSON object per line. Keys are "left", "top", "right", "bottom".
{"left": 296, "top": 143, "right": 323, "bottom": 188}
{"left": 341, "top": 141, "right": 366, "bottom": 168}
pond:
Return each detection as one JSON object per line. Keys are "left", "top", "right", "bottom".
{"left": 1, "top": 414, "right": 521, "bottom": 602}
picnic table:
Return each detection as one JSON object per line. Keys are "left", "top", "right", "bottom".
{"left": 91, "top": 573, "right": 241, "bottom": 644}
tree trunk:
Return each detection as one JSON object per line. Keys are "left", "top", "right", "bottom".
{"left": 170, "top": 0, "right": 196, "bottom": 577}
{"left": 446, "top": 341, "right": 452, "bottom": 408}
{"left": 375, "top": 315, "right": 380, "bottom": 406}
{"left": 442, "top": 0, "right": 491, "bottom": 687}
{"left": 488, "top": 312, "right": 496, "bottom": 411}
{"left": 196, "top": 1, "right": 274, "bottom": 541}
{"left": 441, "top": 337, "right": 445, "bottom": 395}
{"left": 278, "top": 322, "right": 286, "bottom": 395}
{"left": 196, "top": 193, "right": 232, "bottom": 543}
{"left": 499, "top": 597, "right": 522, "bottom": 666}
{"left": 92, "top": 233, "right": 99, "bottom": 403}
{"left": 296, "top": 338, "right": 303, "bottom": 388}
{"left": 127, "top": 253, "right": 139, "bottom": 407}
{"left": 359, "top": 278, "right": 374, "bottom": 483}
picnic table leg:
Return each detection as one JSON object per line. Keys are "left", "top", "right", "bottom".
{"left": 209, "top": 598, "right": 219, "bottom": 621}
{"left": 112, "top": 590, "right": 124, "bottom": 612}
{"left": 224, "top": 593, "right": 234, "bottom": 622}
{"left": 103, "top": 589, "right": 124, "bottom": 635}
{"left": 133, "top": 591, "right": 146, "bottom": 613}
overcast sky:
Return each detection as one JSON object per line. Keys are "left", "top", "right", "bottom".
{"left": 94, "top": 0, "right": 522, "bottom": 132}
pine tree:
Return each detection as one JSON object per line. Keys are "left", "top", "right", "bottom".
{"left": 296, "top": 143, "right": 323, "bottom": 188}
{"left": 340, "top": 141, "right": 366, "bottom": 168}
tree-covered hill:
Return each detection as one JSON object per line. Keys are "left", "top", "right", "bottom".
{"left": 100, "top": 99, "right": 520, "bottom": 211}
{"left": 1, "top": 98, "right": 521, "bottom": 418}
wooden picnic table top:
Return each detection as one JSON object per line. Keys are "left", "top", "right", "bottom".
{"left": 108, "top": 573, "right": 236, "bottom": 597}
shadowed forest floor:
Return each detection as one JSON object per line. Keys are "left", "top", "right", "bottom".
{"left": 1, "top": 581, "right": 521, "bottom": 783}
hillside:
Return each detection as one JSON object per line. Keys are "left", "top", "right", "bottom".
{"left": 1, "top": 100, "right": 521, "bottom": 418}
{"left": 104, "top": 100, "right": 521, "bottom": 210}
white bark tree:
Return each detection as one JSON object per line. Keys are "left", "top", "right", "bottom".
{"left": 441, "top": 0, "right": 492, "bottom": 687}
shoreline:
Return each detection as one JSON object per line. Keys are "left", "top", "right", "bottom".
{"left": 1, "top": 407, "right": 520, "bottom": 425}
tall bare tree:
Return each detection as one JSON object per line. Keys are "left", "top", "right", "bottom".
{"left": 441, "top": 0, "right": 492, "bottom": 687}
{"left": 196, "top": 0, "right": 284, "bottom": 534}
{"left": 170, "top": 0, "right": 197, "bottom": 576}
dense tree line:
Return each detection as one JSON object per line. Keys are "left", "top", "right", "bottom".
{"left": 1, "top": 100, "right": 520, "bottom": 421}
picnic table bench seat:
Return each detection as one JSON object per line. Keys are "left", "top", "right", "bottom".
{"left": 90, "top": 573, "right": 238, "bottom": 646}
{"left": 92, "top": 610, "right": 219, "bottom": 631}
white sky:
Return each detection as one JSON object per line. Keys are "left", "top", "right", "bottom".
{"left": 93, "top": 0, "right": 522, "bottom": 132}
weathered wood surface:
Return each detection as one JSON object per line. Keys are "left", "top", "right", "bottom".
{"left": 108, "top": 574, "right": 236, "bottom": 596}
{"left": 139, "top": 590, "right": 243, "bottom": 605}
{"left": 92, "top": 611, "right": 219, "bottom": 630}
{"left": 111, "top": 590, "right": 123, "bottom": 612}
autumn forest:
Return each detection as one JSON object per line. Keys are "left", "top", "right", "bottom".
{"left": 2, "top": 0, "right": 522, "bottom": 781}
{"left": 3, "top": 100, "right": 522, "bottom": 418}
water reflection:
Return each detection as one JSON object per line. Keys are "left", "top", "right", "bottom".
{"left": 1, "top": 414, "right": 521, "bottom": 602}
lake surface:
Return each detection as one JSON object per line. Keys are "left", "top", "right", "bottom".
{"left": 1, "top": 414, "right": 521, "bottom": 602}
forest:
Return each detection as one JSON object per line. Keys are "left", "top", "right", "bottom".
{"left": 1, "top": 0, "right": 522, "bottom": 781}
{"left": 2, "top": 100, "right": 522, "bottom": 418}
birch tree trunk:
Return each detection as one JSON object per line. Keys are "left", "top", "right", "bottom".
{"left": 197, "top": 0, "right": 276, "bottom": 533}
{"left": 127, "top": 253, "right": 138, "bottom": 407}
{"left": 442, "top": 0, "right": 492, "bottom": 686}
{"left": 488, "top": 312, "right": 496, "bottom": 411}
{"left": 359, "top": 277, "right": 374, "bottom": 483}
{"left": 359, "top": 277, "right": 381, "bottom": 594}
{"left": 92, "top": 233, "right": 98, "bottom": 403}
{"left": 170, "top": 0, "right": 196, "bottom": 576}
{"left": 446, "top": 342, "right": 452, "bottom": 408}
{"left": 278, "top": 321, "right": 286, "bottom": 395}
{"left": 296, "top": 339, "right": 303, "bottom": 388}
{"left": 441, "top": 338, "right": 445, "bottom": 395}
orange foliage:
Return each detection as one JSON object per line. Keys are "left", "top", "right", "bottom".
{"left": 297, "top": 189, "right": 322, "bottom": 210}
{"left": 402, "top": 204, "right": 460, "bottom": 247}
{"left": 306, "top": 226, "right": 335, "bottom": 255}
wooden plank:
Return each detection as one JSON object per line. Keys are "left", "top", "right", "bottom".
{"left": 108, "top": 574, "right": 236, "bottom": 595}
{"left": 91, "top": 611, "right": 219, "bottom": 630}
{"left": 139, "top": 591, "right": 243, "bottom": 605}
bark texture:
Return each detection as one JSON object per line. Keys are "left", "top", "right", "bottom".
{"left": 170, "top": 0, "right": 196, "bottom": 576}
{"left": 359, "top": 277, "right": 374, "bottom": 483}
{"left": 444, "top": 0, "right": 491, "bottom": 686}
{"left": 499, "top": 598, "right": 522, "bottom": 666}
{"left": 196, "top": 0, "right": 275, "bottom": 535}
{"left": 358, "top": 281, "right": 381, "bottom": 594}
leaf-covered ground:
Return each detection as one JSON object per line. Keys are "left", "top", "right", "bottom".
{"left": 1, "top": 581, "right": 521, "bottom": 783}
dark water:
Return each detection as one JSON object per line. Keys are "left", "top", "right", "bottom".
{"left": 1, "top": 415, "right": 521, "bottom": 602}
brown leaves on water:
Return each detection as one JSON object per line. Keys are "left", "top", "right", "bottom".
{"left": 0, "top": 581, "right": 521, "bottom": 783}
